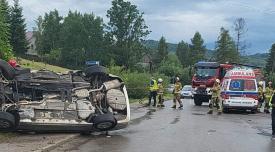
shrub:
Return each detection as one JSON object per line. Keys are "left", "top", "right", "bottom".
{"left": 266, "top": 73, "right": 275, "bottom": 88}
{"left": 124, "top": 72, "right": 169, "bottom": 99}
{"left": 107, "top": 65, "right": 169, "bottom": 99}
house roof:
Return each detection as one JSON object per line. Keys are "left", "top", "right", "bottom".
{"left": 26, "top": 31, "right": 34, "bottom": 41}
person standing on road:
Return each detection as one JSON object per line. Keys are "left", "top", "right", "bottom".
{"left": 264, "top": 81, "right": 273, "bottom": 114}
{"left": 172, "top": 77, "right": 183, "bottom": 109}
{"left": 257, "top": 81, "right": 265, "bottom": 113}
{"left": 157, "top": 78, "right": 165, "bottom": 107}
{"left": 208, "top": 79, "right": 222, "bottom": 115}
{"left": 148, "top": 77, "right": 158, "bottom": 107}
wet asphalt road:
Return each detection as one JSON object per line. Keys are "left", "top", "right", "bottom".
{"left": 52, "top": 99, "right": 275, "bottom": 152}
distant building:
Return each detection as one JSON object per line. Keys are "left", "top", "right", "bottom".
{"left": 25, "top": 31, "right": 38, "bottom": 56}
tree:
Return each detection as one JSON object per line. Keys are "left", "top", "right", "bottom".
{"left": 106, "top": 0, "right": 150, "bottom": 68}
{"left": 176, "top": 40, "right": 191, "bottom": 67}
{"left": 59, "top": 11, "right": 86, "bottom": 67}
{"left": 59, "top": 11, "right": 106, "bottom": 67}
{"left": 0, "top": 3, "right": 13, "bottom": 60}
{"left": 234, "top": 18, "right": 247, "bottom": 55}
{"left": 265, "top": 44, "right": 275, "bottom": 74}
{"left": 190, "top": 32, "right": 206, "bottom": 64}
{"left": 82, "top": 13, "right": 104, "bottom": 60}
{"left": 38, "top": 10, "right": 62, "bottom": 54}
{"left": 214, "top": 27, "right": 239, "bottom": 63}
{"left": 34, "top": 15, "right": 43, "bottom": 54}
{"left": 10, "top": 0, "right": 28, "bottom": 55}
{"left": 156, "top": 36, "right": 168, "bottom": 64}
{"left": 0, "top": 0, "right": 10, "bottom": 24}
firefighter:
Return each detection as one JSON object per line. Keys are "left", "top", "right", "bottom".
{"left": 208, "top": 79, "right": 222, "bottom": 115}
{"left": 148, "top": 77, "right": 158, "bottom": 106}
{"left": 172, "top": 77, "right": 183, "bottom": 109}
{"left": 257, "top": 81, "right": 265, "bottom": 113}
{"left": 264, "top": 81, "right": 273, "bottom": 114}
{"left": 157, "top": 78, "right": 165, "bottom": 107}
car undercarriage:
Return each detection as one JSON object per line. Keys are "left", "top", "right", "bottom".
{"left": 0, "top": 59, "right": 130, "bottom": 133}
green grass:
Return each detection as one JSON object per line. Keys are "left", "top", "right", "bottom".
{"left": 0, "top": 133, "right": 17, "bottom": 142}
{"left": 129, "top": 94, "right": 174, "bottom": 104}
{"left": 18, "top": 58, "right": 70, "bottom": 73}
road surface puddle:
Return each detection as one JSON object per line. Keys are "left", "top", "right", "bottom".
{"left": 170, "top": 116, "right": 180, "bottom": 124}
{"left": 192, "top": 112, "right": 206, "bottom": 116}
{"left": 130, "top": 109, "right": 156, "bottom": 125}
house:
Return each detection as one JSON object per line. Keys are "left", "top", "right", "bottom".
{"left": 25, "top": 31, "right": 38, "bottom": 56}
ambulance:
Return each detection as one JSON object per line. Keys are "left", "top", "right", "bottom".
{"left": 221, "top": 67, "right": 258, "bottom": 113}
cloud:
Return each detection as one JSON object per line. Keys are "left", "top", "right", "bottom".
{"left": 8, "top": 0, "right": 275, "bottom": 53}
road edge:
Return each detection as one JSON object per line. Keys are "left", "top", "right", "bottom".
{"left": 34, "top": 134, "right": 79, "bottom": 152}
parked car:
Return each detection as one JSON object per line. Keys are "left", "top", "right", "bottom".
{"left": 181, "top": 85, "right": 193, "bottom": 98}
{"left": 166, "top": 84, "right": 175, "bottom": 93}
{"left": 0, "top": 59, "right": 130, "bottom": 133}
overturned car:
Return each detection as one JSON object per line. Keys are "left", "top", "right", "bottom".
{"left": 0, "top": 59, "right": 130, "bottom": 133}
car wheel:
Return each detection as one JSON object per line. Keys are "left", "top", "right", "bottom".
{"left": 0, "top": 59, "right": 15, "bottom": 80}
{"left": 194, "top": 95, "right": 202, "bottom": 106}
{"left": 251, "top": 109, "right": 257, "bottom": 114}
{"left": 93, "top": 113, "right": 117, "bottom": 131}
{"left": 223, "top": 108, "right": 229, "bottom": 113}
{"left": 0, "top": 112, "right": 16, "bottom": 131}
{"left": 85, "top": 65, "right": 106, "bottom": 77}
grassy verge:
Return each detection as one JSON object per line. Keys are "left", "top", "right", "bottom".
{"left": 18, "top": 58, "right": 70, "bottom": 73}
{"left": 0, "top": 133, "right": 17, "bottom": 142}
{"left": 129, "top": 94, "right": 174, "bottom": 104}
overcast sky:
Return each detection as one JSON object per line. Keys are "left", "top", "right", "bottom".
{"left": 8, "top": 0, "right": 275, "bottom": 54}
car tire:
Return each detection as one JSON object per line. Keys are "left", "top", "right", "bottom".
{"left": 251, "top": 109, "right": 257, "bottom": 114}
{"left": 85, "top": 65, "right": 106, "bottom": 77}
{"left": 194, "top": 95, "right": 202, "bottom": 106}
{"left": 0, "top": 111, "right": 16, "bottom": 131}
{"left": 223, "top": 108, "right": 229, "bottom": 113}
{"left": 0, "top": 59, "right": 15, "bottom": 80}
{"left": 93, "top": 113, "right": 117, "bottom": 131}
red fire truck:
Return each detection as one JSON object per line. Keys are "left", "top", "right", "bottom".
{"left": 191, "top": 61, "right": 263, "bottom": 106}
{"left": 192, "top": 62, "right": 233, "bottom": 105}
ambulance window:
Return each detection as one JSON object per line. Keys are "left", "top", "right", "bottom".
{"left": 229, "top": 79, "right": 244, "bottom": 91}
{"left": 222, "top": 80, "right": 228, "bottom": 91}
{"left": 244, "top": 80, "right": 256, "bottom": 91}
{"left": 229, "top": 79, "right": 256, "bottom": 91}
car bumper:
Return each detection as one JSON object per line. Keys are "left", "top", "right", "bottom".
{"left": 223, "top": 98, "right": 258, "bottom": 109}
{"left": 181, "top": 94, "right": 193, "bottom": 98}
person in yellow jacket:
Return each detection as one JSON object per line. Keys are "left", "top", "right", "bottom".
{"left": 208, "top": 79, "right": 222, "bottom": 115}
{"left": 257, "top": 81, "right": 265, "bottom": 113}
{"left": 157, "top": 78, "right": 165, "bottom": 107}
{"left": 264, "top": 81, "right": 273, "bottom": 113}
{"left": 172, "top": 77, "right": 183, "bottom": 109}
{"left": 148, "top": 77, "right": 158, "bottom": 106}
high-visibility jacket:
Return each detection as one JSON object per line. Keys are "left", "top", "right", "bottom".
{"left": 150, "top": 79, "right": 158, "bottom": 91}
{"left": 258, "top": 86, "right": 264, "bottom": 99}
{"left": 265, "top": 86, "right": 273, "bottom": 98}
{"left": 211, "top": 84, "right": 221, "bottom": 98}
{"left": 174, "top": 82, "right": 182, "bottom": 94}
{"left": 158, "top": 83, "right": 164, "bottom": 95}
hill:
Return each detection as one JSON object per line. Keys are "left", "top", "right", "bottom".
{"left": 143, "top": 39, "right": 268, "bottom": 67}
{"left": 241, "top": 53, "right": 268, "bottom": 68}
{"left": 143, "top": 40, "right": 177, "bottom": 52}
